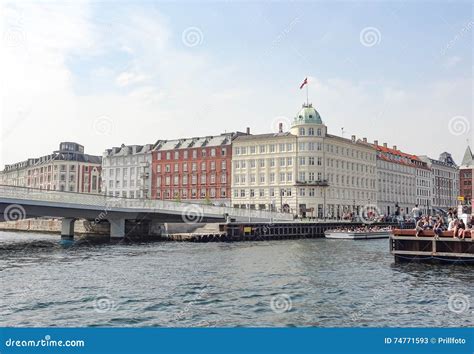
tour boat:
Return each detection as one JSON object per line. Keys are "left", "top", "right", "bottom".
{"left": 324, "top": 230, "right": 391, "bottom": 239}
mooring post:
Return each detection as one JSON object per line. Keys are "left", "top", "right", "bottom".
{"left": 61, "top": 218, "right": 75, "bottom": 240}
{"left": 109, "top": 218, "right": 126, "bottom": 239}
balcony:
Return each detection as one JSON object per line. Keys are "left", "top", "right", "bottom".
{"left": 294, "top": 179, "right": 329, "bottom": 187}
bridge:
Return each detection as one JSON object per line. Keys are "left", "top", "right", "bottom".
{"left": 0, "top": 185, "right": 293, "bottom": 239}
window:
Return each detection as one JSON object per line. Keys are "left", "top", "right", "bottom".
{"left": 287, "top": 143, "right": 293, "bottom": 151}
{"left": 174, "top": 163, "right": 179, "bottom": 172}
{"left": 192, "top": 150, "right": 197, "bottom": 159}
{"left": 259, "top": 145, "right": 266, "bottom": 153}
{"left": 299, "top": 128, "right": 305, "bottom": 135}
{"left": 221, "top": 161, "right": 226, "bottom": 170}
{"left": 280, "top": 173, "right": 285, "bottom": 182}
{"left": 221, "top": 148, "right": 227, "bottom": 156}
{"left": 184, "top": 150, "right": 188, "bottom": 159}
{"left": 309, "top": 157, "right": 315, "bottom": 165}
{"left": 250, "top": 146, "right": 256, "bottom": 154}
{"left": 279, "top": 157, "right": 285, "bottom": 167}
{"left": 201, "top": 149, "right": 207, "bottom": 158}
{"left": 210, "top": 161, "right": 216, "bottom": 170}
{"left": 259, "top": 159, "right": 265, "bottom": 168}
{"left": 287, "top": 157, "right": 292, "bottom": 166}
{"left": 211, "top": 148, "right": 216, "bottom": 157}
{"left": 174, "top": 151, "right": 179, "bottom": 159}
{"left": 287, "top": 173, "right": 292, "bottom": 182}
{"left": 269, "top": 144, "right": 276, "bottom": 153}
{"left": 299, "top": 157, "right": 306, "bottom": 165}
{"left": 308, "top": 127, "right": 314, "bottom": 135}
{"left": 166, "top": 152, "right": 171, "bottom": 160}
{"left": 259, "top": 174, "right": 265, "bottom": 183}
{"left": 317, "top": 128, "right": 322, "bottom": 136}
{"left": 279, "top": 143, "right": 286, "bottom": 152}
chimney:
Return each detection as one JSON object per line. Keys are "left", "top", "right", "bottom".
{"left": 393, "top": 145, "right": 397, "bottom": 150}
{"left": 374, "top": 140, "right": 378, "bottom": 146}
{"left": 278, "top": 122, "right": 283, "bottom": 133}
{"left": 351, "top": 135, "right": 356, "bottom": 142}
{"left": 246, "top": 127, "right": 250, "bottom": 135}
{"left": 363, "top": 137, "right": 367, "bottom": 143}
{"left": 383, "top": 142, "right": 388, "bottom": 148}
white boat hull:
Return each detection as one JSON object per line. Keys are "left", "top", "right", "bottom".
{"left": 324, "top": 231, "right": 391, "bottom": 239}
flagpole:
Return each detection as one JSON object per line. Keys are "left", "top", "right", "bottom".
{"left": 306, "top": 82, "right": 309, "bottom": 105}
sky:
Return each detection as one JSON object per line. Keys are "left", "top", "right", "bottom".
{"left": 1, "top": 0, "right": 472, "bottom": 167}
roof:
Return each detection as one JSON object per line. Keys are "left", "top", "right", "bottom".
{"left": 371, "top": 144, "right": 420, "bottom": 167}
{"left": 292, "top": 103, "right": 323, "bottom": 126}
{"left": 460, "top": 146, "right": 473, "bottom": 168}
{"left": 233, "top": 132, "right": 295, "bottom": 142}
{"left": 153, "top": 132, "right": 242, "bottom": 151}
{"left": 104, "top": 144, "right": 153, "bottom": 157}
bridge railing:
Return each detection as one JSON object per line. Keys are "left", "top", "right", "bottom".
{"left": 0, "top": 185, "right": 293, "bottom": 221}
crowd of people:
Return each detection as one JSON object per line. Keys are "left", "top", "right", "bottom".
{"left": 413, "top": 205, "right": 472, "bottom": 239}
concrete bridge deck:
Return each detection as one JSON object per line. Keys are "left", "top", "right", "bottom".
{"left": 0, "top": 185, "right": 293, "bottom": 238}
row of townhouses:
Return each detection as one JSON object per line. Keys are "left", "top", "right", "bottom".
{"left": 1, "top": 103, "right": 469, "bottom": 217}
{"left": 0, "top": 142, "right": 101, "bottom": 194}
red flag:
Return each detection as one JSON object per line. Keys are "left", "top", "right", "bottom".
{"left": 299, "top": 77, "right": 308, "bottom": 89}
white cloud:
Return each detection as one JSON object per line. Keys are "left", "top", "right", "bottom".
{"left": 115, "top": 71, "right": 148, "bottom": 87}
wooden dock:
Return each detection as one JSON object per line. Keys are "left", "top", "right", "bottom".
{"left": 163, "top": 221, "right": 410, "bottom": 242}
{"left": 390, "top": 229, "right": 474, "bottom": 265}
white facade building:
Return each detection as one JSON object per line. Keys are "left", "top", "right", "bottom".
{"left": 373, "top": 142, "right": 417, "bottom": 217}
{"left": 101, "top": 144, "right": 154, "bottom": 198}
{"left": 231, "top": 103, "right": 377, "bottom": 218}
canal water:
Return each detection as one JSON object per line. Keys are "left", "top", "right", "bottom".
{"left": 0, "top": 231, "right": 472, "bottom": 327}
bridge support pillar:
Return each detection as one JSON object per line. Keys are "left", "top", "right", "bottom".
{"left": 61, "top": 218, "right": 75, "bottom": 239}
{"left": 109, "top": 218, "right": 125, "bottom": 239}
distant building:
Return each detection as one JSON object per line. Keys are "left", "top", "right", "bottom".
{"left": 459, "top": 146, "right": 473, "bottom": 215}
{"left": 419, "top": 152, "right": 459, "bottom": 214}
{"left": 372, "top": 142, "right": 418, "bottom": 217}
{"left": 151, "top": 132, "right": 245, "bottom": 206}
{"left": 231, "top": 103, "right": 377, "bottom": 218}
{"left": 0, "top": 142, "right": 101, "bottom": 194}
{"left": 101, "top": 144, "right": 154, "bottom": 198}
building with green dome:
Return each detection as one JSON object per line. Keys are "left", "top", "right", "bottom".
{"left": 231, "top": 102, "right": 377, "bottom": 219}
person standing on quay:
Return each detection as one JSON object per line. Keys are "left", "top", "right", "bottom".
{"left": 411, "top": 204, "right": 421, "bottom": 221}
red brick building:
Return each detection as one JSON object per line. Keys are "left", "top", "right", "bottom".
{"left": 151, "top": 132, "right": 245, "bottom": 206}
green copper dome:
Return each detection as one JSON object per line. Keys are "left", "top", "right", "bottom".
{"left": 292, "top": 103, "right": 323, "bottom": 126}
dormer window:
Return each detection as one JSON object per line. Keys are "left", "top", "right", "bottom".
{"left": 309, "top": 115, "right": 313, "bottom": 118}
{"left": 299, "top": 115, "right": 303, "bottom": 119}
{"left": 299, "top": 128, "right": 305, "bottom": 136}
